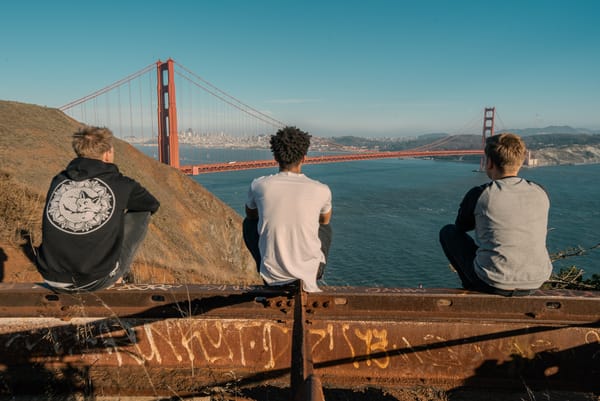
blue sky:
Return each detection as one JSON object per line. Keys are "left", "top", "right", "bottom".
{"left": 2, "top": 0, "right": 599, "bottom": 137}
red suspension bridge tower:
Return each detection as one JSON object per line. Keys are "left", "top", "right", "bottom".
{"left": 480, "top": 107, "right": 495, "bottom": 170}
{"left": 157, "top": 59, "right": 179, "bottom": 168}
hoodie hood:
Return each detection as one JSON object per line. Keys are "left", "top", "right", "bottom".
{"left": 65, "top": 157, "right": 119, "bottom": 180}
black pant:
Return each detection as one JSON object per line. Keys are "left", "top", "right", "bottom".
{"left": 439, "top": 224, "right": 533, "bottom": 297}
{"left": 243, "top": 218, "right": 332, "bottom": 280}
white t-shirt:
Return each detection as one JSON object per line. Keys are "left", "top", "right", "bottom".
{"left": 246, "top": 171, "right": 332, "bottom": 292}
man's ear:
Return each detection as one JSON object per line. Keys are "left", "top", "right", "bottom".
{"left": 101, "top": 147, "right": 114, "bottom": 163}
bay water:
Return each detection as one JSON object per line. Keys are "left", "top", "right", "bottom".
{"left": 180, "top": 146, "right": 600, "bottom": 289}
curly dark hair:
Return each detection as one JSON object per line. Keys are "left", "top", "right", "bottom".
{"left": 270, "top": 126, "right": 311, "bottom": 168}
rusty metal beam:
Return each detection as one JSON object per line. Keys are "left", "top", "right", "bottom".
{"left": 290, "top": 284, "right": 325, "bottom": 401}
{"left": 0, "top": 283, "right": 597, "bottom": 397}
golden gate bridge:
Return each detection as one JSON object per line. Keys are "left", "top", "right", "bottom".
{"left": 59, "top": 59, "right": 493, "bottom": 174}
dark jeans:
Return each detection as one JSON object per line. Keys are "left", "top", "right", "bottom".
{"left": 243, "top": 218, "right": 332, "bottom": 280}
{"left": 439, "top": 224, "right": 533, "bottom": 297}
{"left": 50, "top": 211, "right": 151, "bottom": 293}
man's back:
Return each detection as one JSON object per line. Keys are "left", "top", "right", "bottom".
{"left": 37, "top": 157, "right": 159, "bottom": 287}
{"left": 473, "top": 177, "right": 552, "bottom": 289}
{"left": 248, "top": 171, "right": 332, "bottom": 291}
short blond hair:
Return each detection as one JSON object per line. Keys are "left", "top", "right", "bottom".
{"left": 485, "top": 133, "right": 526, "bottom": 172}
{"left": 72, "top": 127, "right": 113, "bottom": 159}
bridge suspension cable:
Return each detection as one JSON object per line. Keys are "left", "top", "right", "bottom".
{"left": 494, "top": 109, "right": 507, "bottom": 133}
{"left": 59, "top": 63, "right": 157, "bottom": 111}
{"left": 59, "top": 63, "right": 157, "bottom": 145}
{"left": 174, "top": 61, "right": 285, "bottom": 129}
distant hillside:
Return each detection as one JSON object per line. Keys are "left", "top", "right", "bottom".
{"left": 524, "top": 133, "right": 600, "bottom": 148}
{"left": 500, "top": 126, "right": 599, "bottom": 136}
{"left": 0, "top": 100, "right": 260, "bottom": 285}
{"left": 329, "top": 134, "right": 450, "bottom": 151}
{"left": 530, "top": 145, "right": 600, "bottom": 166}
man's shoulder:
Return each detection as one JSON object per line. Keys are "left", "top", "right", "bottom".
{"left": 303, "top": 174, "right": 329, "bottom": 186}
{"left": 492, "top": 177, "right": 548, "bottom": 195}
{"left": 465, "top": 183, "right": 489, "bottom": 198}
{"left": 94, "top": 169, "right": 148, "bottom": 197}
{"left": 300, "top": 176, "right": 331, "bottom": 196}
{"left": 250, "top": 174, "right": 274, "bottom": 186}
{"left": 522, "top": 178, "right": 548, "bottom": 194}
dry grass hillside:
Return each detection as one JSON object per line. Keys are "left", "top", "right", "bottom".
{"left": 0, "top": 100, "right": 261, "bottom": 285}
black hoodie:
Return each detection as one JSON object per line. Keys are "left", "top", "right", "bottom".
{"left": 36, "top": 157, "right": 160, "bottom": 285}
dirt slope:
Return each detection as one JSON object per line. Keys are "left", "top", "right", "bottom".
{"left": 0, "top": 100, "right": 260, "bottom": 285}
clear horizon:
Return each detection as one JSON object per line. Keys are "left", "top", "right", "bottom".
{"left": 2, "top": 1, "right": 599, "bottom": 137}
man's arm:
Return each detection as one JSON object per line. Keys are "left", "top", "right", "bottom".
{"left": 126, "top": 179, "right": 160, "bottom": 214}
{"left": 319, "top": 209, "right": 332, "bottom": 225}
{"left": 245, "top": 205, "right": 259, "bottom": 220}
{"left": 455, "top": 185, "right": 484, "bottom": 231}
{"left": 319, "top": 186, "right": 333, "bottom": 225}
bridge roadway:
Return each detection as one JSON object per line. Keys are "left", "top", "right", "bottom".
{"left": 180, "top": 149, "right": 484, "bottom": 174}
{"left": 0, "top": 282, "right": 597, "bottom": 398}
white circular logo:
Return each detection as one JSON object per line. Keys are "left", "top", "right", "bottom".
{"left": 46, "top": 179, "right": 115, "bottom": 234}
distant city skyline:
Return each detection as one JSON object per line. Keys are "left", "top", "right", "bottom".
{"left": 1, "top": 1, "right": 599, "bottom": 137}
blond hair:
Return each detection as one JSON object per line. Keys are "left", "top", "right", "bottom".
{"left": 72, "top": 127, "right": 113, "bottom": 159}
{"left": 485, "top": 133, "right": 526, "bottom": 172}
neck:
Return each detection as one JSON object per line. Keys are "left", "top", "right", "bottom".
{"left": 280, "top": 163, "right": 302, "bottom": 174}
{"left": 490, "top": 168, "right": 519, "bottom": 180}
{"left": 280, "top": 166, "right": 302, "bottom": 174}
